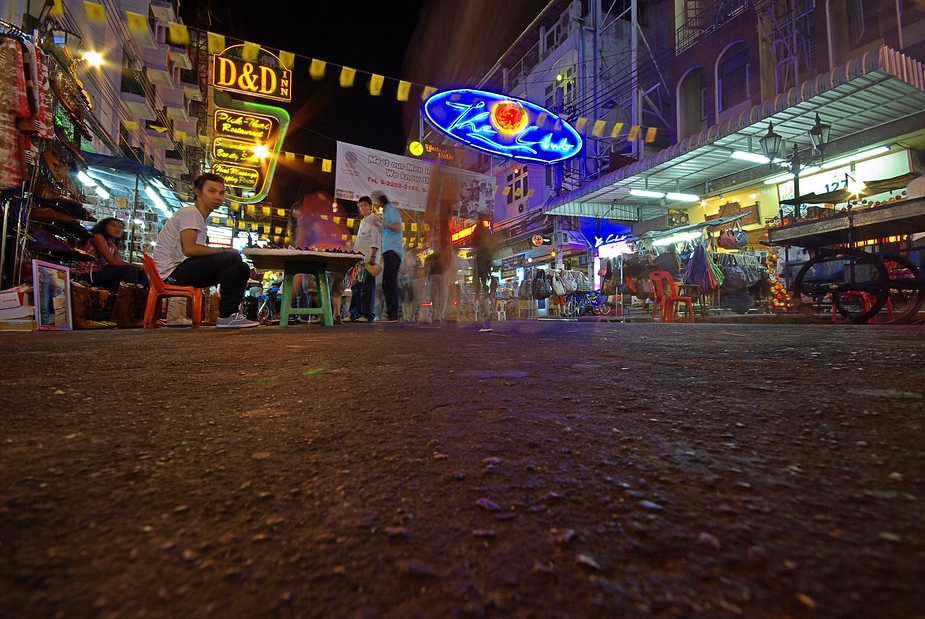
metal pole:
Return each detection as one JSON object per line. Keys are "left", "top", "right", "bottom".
{"left": 791, "top": 144, "right": 801, "bottom": 221}
{"left": 130, "top": 174, "right": 139, "bottom": 262}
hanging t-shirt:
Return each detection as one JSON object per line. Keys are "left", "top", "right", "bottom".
{"left": 153, "top": 205, "right": 207, "bottom": 279}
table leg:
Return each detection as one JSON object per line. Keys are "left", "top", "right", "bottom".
{"left": 279, "top": 268, "right": 295, "bottom": 327}
{"left": 313, "top": 265, "right": 333, "bottom": 326}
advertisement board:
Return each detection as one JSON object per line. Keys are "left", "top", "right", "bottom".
{"left": 335, "top": 142, "right": 496, "bottom": 217}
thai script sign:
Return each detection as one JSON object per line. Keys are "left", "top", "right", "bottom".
{"left": 212, "top": 45, "right": 292, "bottom": 102}
{"left": 423, "top": 89, "right": 582, "bottom": 165}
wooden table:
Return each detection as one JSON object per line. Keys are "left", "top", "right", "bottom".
{"left": 243, "top": 249, "right": 363, "bottom": 327}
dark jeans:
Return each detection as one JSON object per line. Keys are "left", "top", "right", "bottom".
{"left": 167, "top": 252, "right": 249, "bottom": 317}
{"left": 349, "top": 268, "right": 376, "bottom": 320}
{"left": 382, "top": 250, "right": 401, "bottom": 320}
{"left": 80, "top": 265, "right": 148, "bottom": 291}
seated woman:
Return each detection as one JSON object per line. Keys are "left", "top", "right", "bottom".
{"left": 75, "top": 217, "right": 147, "bottom": 290}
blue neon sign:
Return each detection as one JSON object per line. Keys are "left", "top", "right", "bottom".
{"left": 423, "top": 89, "right": 583, "bottom": 165}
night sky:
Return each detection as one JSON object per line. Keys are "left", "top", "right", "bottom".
{"left": 177, "top": 0, "right": 550, "bottom": 208}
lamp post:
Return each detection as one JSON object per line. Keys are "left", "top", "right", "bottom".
{"left": 759, "top": 113, "right": 831, "bottom": 221}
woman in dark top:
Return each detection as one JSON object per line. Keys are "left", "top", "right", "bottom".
{"left": 75, "top": 217, "right": 147, "bottom": 290}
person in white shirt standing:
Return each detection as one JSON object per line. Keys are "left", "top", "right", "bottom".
{"left": 347, "top": 195, "right": 381, "bottom": 322}
{"left": 153, "top": 173, "right": 258, "bottom": 328}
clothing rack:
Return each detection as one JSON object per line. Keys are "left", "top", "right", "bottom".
{"left": 0, "top": 19, "right": 27, "bottom": 43}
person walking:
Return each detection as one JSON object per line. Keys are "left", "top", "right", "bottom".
{"left": 372, "top": 190, "right": 402, "bottom": 322}
{"left": 153, "top": 173, "right": 258, "bottom": 328}
{"left": 471, "top": 215, "right": 496, "bottom": 322}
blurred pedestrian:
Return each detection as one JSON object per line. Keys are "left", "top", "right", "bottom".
{"left": 471, "top": 215, "right": 496, "bottom": 322}
{"left": 371, "top": 190, "right": 402, "bottom": 322}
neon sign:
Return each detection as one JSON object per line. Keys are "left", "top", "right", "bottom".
{"left": 423, "top": 89, "right": 582, "bottom": 165}
{"left": 212, "top": 45, "right": 292, "bottom": 102}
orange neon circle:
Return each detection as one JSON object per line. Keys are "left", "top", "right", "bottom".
{"left": 491, "top": 101, "right": 529, "bottom": 134}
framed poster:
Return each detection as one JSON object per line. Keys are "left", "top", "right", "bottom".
{"left": 33, "top": 260, "right": 72, "bottom": 330}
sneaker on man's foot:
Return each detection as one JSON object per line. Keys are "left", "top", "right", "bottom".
{"left": 216, "top": 312, "right": 260, "bottom": 328}
{"left": 355, "top": 316, "right": 369, "bottom": 323}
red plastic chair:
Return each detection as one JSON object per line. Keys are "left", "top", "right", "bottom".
{"left": 141, "top": 254, "right": 203, "bottom": 329}
{"left": 648, "top": 270, "right": 694, "bottom": 323}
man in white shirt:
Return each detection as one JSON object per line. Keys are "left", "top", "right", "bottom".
{"left": 153, "top": 173, "right": 258, "bottom": 328}
{"left": 346, "top": 195, "right": 381, "bottom": 322}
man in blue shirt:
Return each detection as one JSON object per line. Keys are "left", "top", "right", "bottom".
{"left": 372, "top": 190, "right": 403, "bottom": 322}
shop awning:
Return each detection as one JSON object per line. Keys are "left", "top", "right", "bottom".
{"left": 80, "top": 151, "right": 185, "bottom": 212}
{"left": 544, "top": 46, "right": 925, "bottom": 220}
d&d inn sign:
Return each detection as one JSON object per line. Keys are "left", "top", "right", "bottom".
{"left": 210, "top": 100, "right": 290, "bottom": 204}
{"left": 422, "top": 89, "right": 582, "bottom": 164}
{"left": 212, "top": 45, "right": 292, "bottom": 102}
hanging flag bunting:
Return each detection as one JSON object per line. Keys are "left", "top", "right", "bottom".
{"left": 84, "top": 2, "right": 106, "bottom": 24}
{"left": 340, "top": 67, "right": 356, "bottom": 88}
{"left": 592, "top": 120, "right": 607, "bottom": 137}
{"left": 208, "top": 32, "right": 225, "bottom": 54}
{"left": 627, "top": 125, "right": 640, "bottom": 141}
{"left": 49, "top": 0, "right": 64, "bottom": 17}
{"left": 422, "top": 86, "right": 437, "bottom": 100}
{"left": 310, "top": 59, "right": 326, "bottom": 80}
{"left": 369, "top": 74, "right": 384, "bottom": 96}
{"left": 284, "top": 152, "right": 295, "bottom": 161}
{"left": 303, "top": 155, "right": 314, "bottom": 164}
{"left": 241, "top": 41, "right": 260, "bottom": 62}
{"left": 167, "top": 22, "right": 189, "bottom": 45}
{"left": 397, "top": 80, "right": 411, "bottom": 101}
{"left": 645, "top": 127, "right": 657, "bottom": 143}
{"left": 122, "top": 119, "right": 138, "bottom": 130}
{"left": 536, "top": 112, "right": 547, "bottom": 127}
{"left": 322, "top": 159, "right": 332, "bottom": 173}
{"left": 575, "top": 118, "right": 588, "bottom": 133}
{"left": 279, "top": 51, "right": 294, "bottom": 70}
{"left": 610, "top": 122, "right": 624, "bottom": 138}
{"left": 125, "top": 11, "right": 155, "bottom": 47}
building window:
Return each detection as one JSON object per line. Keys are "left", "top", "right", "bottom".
{"left": 848, "top": 0, "right": 883, "bottom": 49}
{"left": 699, "top": 72, "right": 707, "bottom": 120}
{"left": 718, "top": 47, "right": 749, "bottom": 111}
{"left": 506, "top": 168, "right": 527, "bottom": 206}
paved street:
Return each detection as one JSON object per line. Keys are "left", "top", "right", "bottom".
{"left": 1, "top": 322, "right": 924, "bottom": 618}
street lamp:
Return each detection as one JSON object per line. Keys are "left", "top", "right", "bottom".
{"left": 759, "top": 114, "right": 832, "bottom": 220}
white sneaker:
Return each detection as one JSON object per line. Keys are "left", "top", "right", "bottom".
{"left": 215, "top": 312, "right": 260, "bottom": 328}
{"left": 165, "top": 316, "right": 193, "bottom": 327}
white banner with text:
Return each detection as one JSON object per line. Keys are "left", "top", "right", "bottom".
{"left": 335, "top": 142, "right": 497, "bottom": 218}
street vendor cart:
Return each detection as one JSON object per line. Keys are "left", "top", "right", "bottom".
{"left": 768, "top": 183, "right": 925, "bottom": 323}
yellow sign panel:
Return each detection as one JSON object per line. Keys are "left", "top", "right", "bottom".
{"left": 212, "top": 163, "right": 259, "bottom": 189}
{"left": 213, "top": 137, "right": 262, "bottom": 165}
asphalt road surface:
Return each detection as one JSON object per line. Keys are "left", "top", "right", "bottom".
{"left": 2, "top": 321, "right": 924, "bottom": 618}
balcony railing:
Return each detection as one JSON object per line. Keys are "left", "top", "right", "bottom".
{"left": 676, "top": 0, "right": 750, "bottom": 54}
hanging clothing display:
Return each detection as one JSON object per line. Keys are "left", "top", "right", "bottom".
{"left": 0, "top": 37, "right": 28, "bottom": 190}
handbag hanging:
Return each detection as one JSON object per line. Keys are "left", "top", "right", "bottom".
{"left": 717, "top": 228, "right": 738, "bottom": 249}
{"left": 733, "top": 220, "right": 749, "bottom": 248}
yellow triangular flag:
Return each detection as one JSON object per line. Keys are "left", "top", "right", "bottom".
{"left": 397, "top": 80, "right": 411, "bottom": 101}
{"left": 514, "top": 187, "right": 523, "bottom": 198}
{"left": 242, "top": 42, "right": 259, "bottom": 62}
{"left": 592, "top": 120, "right": 607, "bottom": 138}
{"left": 645, "top": 127, "right": 657, "bottom": 143}
{"left": 279, "top": 51, "right": 294, "bottom": 70}
{"left": 503, "top": 186, "right": 511, "bottom": 195}
{"left": 422, "top": 86, "right": 437, "bottom": 100}
{"left": 339, "top": 67, "right": 356, "bottom": 88}
{"left": 167, "top": 22, "right": 189, "bottom": 45}
{"left": 322, "top": 159, "right": 332, "bottom": 173}
{"left": 610, "top": 122, "right": 624, "bottom": 138}
{"left": 526, "top": 189, "right": 535, "bottom": 197}
{"left": 246, "top": 205, "right": 255, "bottom": 216}
{"left": 208, "top": 32, "right": 225, "bottom": 54}
{"left": 627, "top": 125, "right": 640, "bottom": 141}
{"left": 303, "top": 155, "right": 314, "bottom": 164}
{"left": 575, "top": 118, "right": 588, "bottom": 133}
{"left": 275, "top": 226, "right": 283, "bottom": 235}
{"left": 174, "top": 130, "right": 187, "bottom": 144}
{"left": 84, "top": 2, "right": 106, "bottom": 24}
{"left": 262, "top": 206, "right": 271, "bottom": 216}
{"left": 122, "top": 120, "right": 138, "bottom": 130}
{"left": 310, "top": 59, "right": 326, "bottom": 80}
{"left": 284, "top": 152, "right": 295, "bottom": 161}
{"left": 369, "top": 74, "right": 384, "bottom": 96}
{"left": 277, "top": 209, "right": 285, "bottom": 216}
{"left": 126, "top": 11, "right": 148, "bottom": 34}
{"left": 49, "top": 0, "right": 64, "bottom": 17}
{"left": 536, "top": 112, "right": 547, "bottom": 127}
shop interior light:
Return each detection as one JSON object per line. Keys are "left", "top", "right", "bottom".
{"left": 666, "top": 192, "right": 700, "bottom": 202}
{"left": 629, "top": 189, "right": 665, "bottom": 199}
{"left": 820, "top": 146, "right": 890, "bottom": 170}
{"left": 730, "top": 150, "right": 771, "bottom": 164}
{"left": 149, "top": 177, "right": 168, "bottom": 190}
{"left": 763, "top": 166, "right": 821, "bottom": 185}
{"left": 77, "top": 171, "right": 97, "bottom": 187}
{"left": 95, "top": 186, "right": 110, "bottom": 199}
{"left": 653, "top": 230, "right": 702, "bottom": 246}
{"left": 145, "top": 184, "right": 169, "bottom": 212}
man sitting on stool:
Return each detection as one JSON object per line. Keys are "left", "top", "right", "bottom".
{"left": 153, "top": 173, "right": 258, "bottom": 328}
